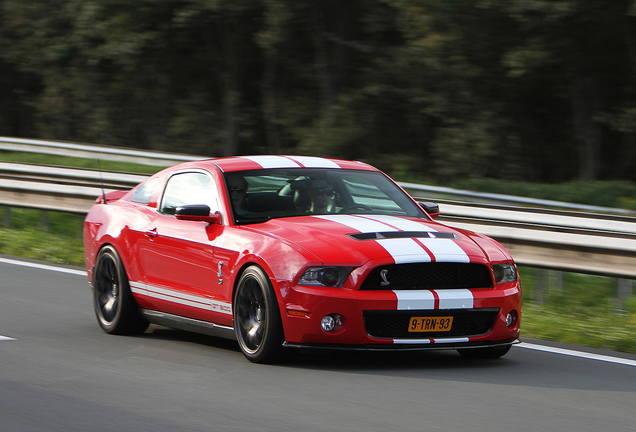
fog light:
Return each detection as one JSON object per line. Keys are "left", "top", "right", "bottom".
{"left": 506, "top": 310, "right": 518, "bottom": 327}
{"left": 321, "top": 315, "right": 336, "bottom": 332}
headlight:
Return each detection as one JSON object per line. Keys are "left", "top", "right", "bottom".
{"left": 299, "top": 266, "right": 352, "bottom": 287}
{"left": 492, "top": 263, "right": 517, "bottom": 284}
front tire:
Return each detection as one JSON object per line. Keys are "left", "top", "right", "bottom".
{"left": 92, "top": 245, "right": 148, "bottom": 335}
{"left": 234, "top": 266, "right": 285, "bottom": 363}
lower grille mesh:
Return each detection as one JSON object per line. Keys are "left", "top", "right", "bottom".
{"left": 364, "top": 309, "right": 498, "bottom": 339}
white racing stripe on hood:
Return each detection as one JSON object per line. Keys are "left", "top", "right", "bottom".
{"left": 314, "top": 214, "right": 469, "bottom": 263}
{"left": 417, "top": 238, "right": 470, "bottom": 263}
{"left": 243, "top": 155, "right": 301, "bottom": 169}
{"left": 314, "top": 214, "right": 393, "bottom": 233}
{"left": 287, "top": 156, "right": 341, "bottom": 168}
{"left": 375, "top": 238, "right": 432, "bottom": 264}
{"left": 362, "top": 215, "right": 437, "bottom": 232}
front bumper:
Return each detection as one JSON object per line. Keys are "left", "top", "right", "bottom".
{"left": 278, "top": 281, "right": 521, "bottom": 349}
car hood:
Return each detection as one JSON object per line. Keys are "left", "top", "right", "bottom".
{"left": 246, "top": 214, "right": 509, "bottom": 266}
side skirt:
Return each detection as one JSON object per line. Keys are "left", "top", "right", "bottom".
{"left": 140, "top": 309, "right": 237, "bottom": 341}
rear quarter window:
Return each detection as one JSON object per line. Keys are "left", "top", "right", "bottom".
{"left": 131, "top": 178, "right": 159, "bottom": 205}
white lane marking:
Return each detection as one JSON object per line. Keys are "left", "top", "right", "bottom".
{"left": 242, "top": 155, "right": 301, "bottom": 169}
{"left": 517, "top": 342, "right": 636, "bottom": 367}
{"left": 0, "top": 257, "right": 86, "bottom": 276}
{"left": 436, "top": 289, "right": 474, "bottom": 309}
{"left": 0, "top": 335, "right": 16, "bottom": 341}
{"left": 395, "top": 290, "right": 436, "bottom": 310}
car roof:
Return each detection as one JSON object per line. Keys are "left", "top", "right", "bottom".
{"left": 202, "top": 155, "right": 378, "bottom": 173}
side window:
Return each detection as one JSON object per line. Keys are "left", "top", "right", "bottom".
{"left": 131, "top": 177, "right": 159, "bottom": 205}
{"left": 160, "top": 172, "right": 218, "bottom": 215}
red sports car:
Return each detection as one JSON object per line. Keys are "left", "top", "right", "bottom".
{"left": 84, "top": 156, "right": 521, "bottom": 363}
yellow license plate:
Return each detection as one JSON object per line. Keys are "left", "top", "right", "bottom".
{"left": 408, "top": 316, "right": 453, "bottom": 332}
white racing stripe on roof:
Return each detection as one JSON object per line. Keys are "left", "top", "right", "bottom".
{"left": 287, "top": 156, "right": 341, "bottom": 168}
{"left": 376, "top": 238, "right": 432, "bottom": 264}
{"left": 394, "top": 290, "right": 436, "bottom": 310}
{"left": 362, "top": 215, "right": 437, "bottom": 232}
{"left": 243, "top": 155, "right": 301, "bottom": 169}
{"left": 418, "top": 238, "right": 470, "bottom": 263}
{"left": 435, "top": 289, "right": 474, "bottom": 309}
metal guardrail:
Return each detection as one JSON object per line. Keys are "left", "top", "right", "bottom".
{"left": 2, "top": 137, "right": 636, "bottom": 279}
{"left": 0, "top": 136, "right": 204, "bottom": 166}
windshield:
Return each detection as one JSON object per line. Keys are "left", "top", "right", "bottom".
{"left": 224, "top": 168, "right": 426, "bottom": 224}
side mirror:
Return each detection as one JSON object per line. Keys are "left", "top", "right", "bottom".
{"left": 175, "top": 205, "right": 221, "bottom": 224}
{"left": 418, "top": 201, "right": 440, "bottom": 219}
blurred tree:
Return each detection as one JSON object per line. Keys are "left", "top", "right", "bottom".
{"left": 0, "top": 0, "right": 635, "bottom": 184}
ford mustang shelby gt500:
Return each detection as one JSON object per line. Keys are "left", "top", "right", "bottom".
{"left": 84, "top": 156, "right": 520, "bottom": 363}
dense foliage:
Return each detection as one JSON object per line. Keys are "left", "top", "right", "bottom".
{"left": 1, "top": 0, "right": 636, "bottom": 183}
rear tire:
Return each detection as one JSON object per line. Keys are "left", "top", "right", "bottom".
{"left": 234, "top": 266, "right": 285, "bottom": 363}
{"left": 92, "top": 245, "right": 148, "bottom": 335}
{"left": 457, "top": 344, "right": 511, "bottom": 359}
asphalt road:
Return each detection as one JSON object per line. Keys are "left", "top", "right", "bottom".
{"left": 1, "top": 256, "right": 635, "bottom": 432}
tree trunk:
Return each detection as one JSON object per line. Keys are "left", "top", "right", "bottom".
{"left": 572, "top": 77, "right": 601, "bottom": 180}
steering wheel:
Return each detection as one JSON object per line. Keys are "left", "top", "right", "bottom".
{"left": 339, "top": 204, "right": 372, "bottom": 213}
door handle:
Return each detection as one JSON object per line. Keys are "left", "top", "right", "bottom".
{"left": 145, "top": 228, "right": 158, "bottom": 238}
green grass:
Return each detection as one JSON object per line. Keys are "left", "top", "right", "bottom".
{"left": 0, "top": 207, "right": 85, "bottom": 266}
{"left": 518, "top": 267, "right": 636, "bottom": 353}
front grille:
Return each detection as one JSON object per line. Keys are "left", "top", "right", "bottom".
{"left": 360, "top": 263, "right": 493, "bottom": 291}
{"left": 364, "top": 309, "right": 498, "bottom": 339}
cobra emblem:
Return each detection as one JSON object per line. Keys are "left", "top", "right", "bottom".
{"left": 380, "top": 269, "right": 390, "bottom": 287}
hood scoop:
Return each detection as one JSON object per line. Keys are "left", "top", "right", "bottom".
{"left": 348, "top": 231, "right": 459, "bottom": 241}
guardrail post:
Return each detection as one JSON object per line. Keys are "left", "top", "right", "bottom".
{"left": 1, "top": 206, "right": 11, "bottom": 226}
{"left": 535, "top": 269, "right": 546, "bottom": 304}
{"left": 551, "top": 270, "right": 564, "bottom": 296}
{"left": 616, "top": 278, "right": 633, "bottom": 312}
{"left": 39, "top": 211, "right": 50, "bottom": 230}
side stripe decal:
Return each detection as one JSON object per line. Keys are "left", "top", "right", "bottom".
{"left": 130, "top": 282, "right": 232, "bottom": 315}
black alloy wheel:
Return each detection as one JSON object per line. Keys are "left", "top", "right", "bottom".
{"left": 234, "top": 266, "right": 285, "bottom": 363}
{"left": 93, "top": 245, "right": 148, "bottom": 335}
